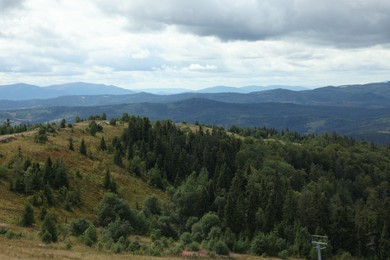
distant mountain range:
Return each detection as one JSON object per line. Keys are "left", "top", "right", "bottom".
{"left": 0, "top": 82, "right": 135, "bottom": 100}
{"left": 0, "top": 81, "right": 389, "bottom": 110}
{"left": 0, "top": 81, "right": 389, "bottom": 143}
{"left": 0, "top": 82, "right": 311, "bottom": 100}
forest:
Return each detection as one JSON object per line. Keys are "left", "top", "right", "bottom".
{"left": 1, "top": 114, "right": 390, "bottom": 259}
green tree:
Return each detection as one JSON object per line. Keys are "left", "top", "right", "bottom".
{"left": 20, "top": 202, "right": 34, "bottom": 227}
{"left": 100, "top": 136, "right": 107, "bottom": 151}
{"left": 101, "top": 112, "right": 107, "bottom": 120}
{"left": 114, "top": 149, "right": 122, "bottom": 166}
{"left": 60, "top": 118, "right": 66, "bottom": 128}
{"left": 35, "top": 127, "right": 48, "bottom": 143}
{"left": 40, "top": 215, "right": 58, "bottom": 243}
{"left": 97, "top": 193, "right": 133, "bottom": 226}
{"left": 68, "top": 137, "right": 74, "bottom": 151}
{"left": 79, "top": 138, "right": 87, "bottom": 155}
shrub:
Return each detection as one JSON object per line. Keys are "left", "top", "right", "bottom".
{"left": 180, "top": 232, "right": 193, "bottom": 245}
{"left": 83, "top": 224, "right": 97, "bottom": 245}
{"left": 41, "top": 230, "right": 52, "bottom": 244}
{"left": 70, "top": 218, "right": 91, "bottom": 236}
{"left": 214, "top": 240, "right": 229, "bottom": 255}
{"left": 97, "top": 193, "right": 132, "bottom": 226}
{"left": 104, "top": 219, "right": 132, "bottom": 242}
{"left": 188, "top": 241, "right": 200, "bottom": 251}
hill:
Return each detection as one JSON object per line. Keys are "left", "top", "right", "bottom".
{"left": 1, "top": 98, "right": 390, "bottom": 144}
{"left": 0, "top": 82, "right": 134, "bottom": 100}
{"left": 0, "top": 115, "right": 389, "bottom": 259}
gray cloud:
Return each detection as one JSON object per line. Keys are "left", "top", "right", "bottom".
{"left": 0, "top": 0, "right": 24, "bottom": 12}
{"left": 98, "top": 0, "right": 390, "bottom": 47}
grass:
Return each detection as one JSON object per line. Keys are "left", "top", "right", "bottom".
{"left": 0, "top": 121, "right": 166, "bottom": 226}
{"left": 0, "top": 121, "right": 284, "bottom": 260}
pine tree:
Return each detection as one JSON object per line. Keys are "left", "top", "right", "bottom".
{"left": 114, "top": 149, "right": 122, "bottom": 166}
{"left": 68, "top": 137, "right": 74, "bottom": 151}
{"left": 101, "top": 112, "right": 107, "bottom": 121}
{"left": 20, "top": 202, "right": 34, "bottom": 227}
{"left": 40, "top": 215, "right": 58, "bottom": 243}
{"left": 79, "top": 138, "right": 87, "bottom": 155}
{"left": 103, "top": 170, "right": 111, "bottom": 189}
{"left": 60, "top": 118, "right": 66, "bottom": 128}
{"left": 100, "top": 136, "right": 107, "bottom": 151}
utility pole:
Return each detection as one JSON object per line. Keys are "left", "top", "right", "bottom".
{"left": 312, "top": 235, "right": 328, "bottom": 260}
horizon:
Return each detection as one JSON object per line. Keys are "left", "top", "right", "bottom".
{"left": 1, "top": 1, "right": 390, "bottom": 90}
{"left": 2, "top": 79, "right": 390, "bottom": 92}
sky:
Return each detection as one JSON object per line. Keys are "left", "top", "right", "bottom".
{"left": 0, "top": 0, "right": 390, "bottom": 90}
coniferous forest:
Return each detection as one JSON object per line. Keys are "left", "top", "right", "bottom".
{"left": 1, "top": 114, "right": 390, "bottom": 259}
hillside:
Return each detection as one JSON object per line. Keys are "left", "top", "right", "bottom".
{"left": 1, "top": 98, "right": 390, "bottom": 144}
{"left": 0, "top": 115, "right": 390, "bottom": 259}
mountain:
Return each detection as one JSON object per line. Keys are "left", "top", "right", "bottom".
{"left": 197, "top": 85, "right": 309, "bottom": 93}
{"left": 0, "top": 83, "right": 56, "bottom": 100}
{"left": 1, "top": 81, "right": 389, "bottom": 110}
{"left": 46, "top": 82, "right": 135, "bottom": 96}
{"left": 0, "top": 82, "right": 135, "bottom": 100}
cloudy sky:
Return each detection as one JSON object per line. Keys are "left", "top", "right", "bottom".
{"left": 1, "top": 0, "right": 390, "bottom": 90}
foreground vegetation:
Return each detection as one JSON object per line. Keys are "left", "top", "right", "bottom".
{"left": 0, "top": 114, "right": 389, "bottom": 259}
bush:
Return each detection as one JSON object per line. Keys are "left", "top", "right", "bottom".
{"left": 214, "top": 240, "right": 229, "bottom": 255}
{"left": 0, "top": 165, "right": 8, "bottom": 180}
{"left": 188, "top": 241, "right": 200, "bottom": 251}
{"left": 70, "top": 218, "right": 91, "bottom": 236}
{"left": 180, "top": 232, "right": 193, "bottom": 245}
{"left": 250, "top": 233, "right": 268, "bottom": 256}
{"left": 143, "top": 196, "right": 162, "bottom": 216}
{"left": 5, "top": 230, "right": 21, "bottom": 239}
{"left": 41, "top": 230, "right": 52, "bottom": 244}
{"left": 83, "top": 224, "right": 97, "bottom": 246}
{"left": 104, "top": 219, "right": 132, "bottom": 242}
{"left": 278, "top": 249, "right": 289, "bottom": 259}
{"left": 127, "top": 240, "right": 141, "bottom": 252}
{"left": 97, "top": 193, "right": 133, "bottom": 226}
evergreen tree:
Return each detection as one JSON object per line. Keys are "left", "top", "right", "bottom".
{"left": 100, "top": 136, "right": 107, "bottom": 151}
{"left": 68, "top": 137, "right": 74, "bottom": 151}
{"left": 20, "top": 202, "right": 34, "bottom": 227}
{"left": 114, "top": 149, "right": 122, "bottom": 166}
{"left": 35, "top": 127, "right": 48, "bottom": 143}
{"left": 40, "top": 215, "right": 58, "bottom": 243}
{"left": 79, "top": 138, "right": 87, "bottom": 155}
{"left": 60, "top": 118, "right": 66, "bottom": 128}
{"left": 101, "top": 112, "right": 107, "bottom": 121}
{"left": 103, "top": 170, "right": 111, "bottom": 189}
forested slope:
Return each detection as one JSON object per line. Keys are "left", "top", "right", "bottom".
{"left": 0, "top": 115, "right": 389, "bottom": 259}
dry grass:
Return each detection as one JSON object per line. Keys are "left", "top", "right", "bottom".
{"left": 0, "top": 121, "right": 166, "bottom": 225}
{"left": 0, "top": 235, "right": 280, "bottom": 260}
{"left": 0, "top": 122, "right": 284, "bottom": 260}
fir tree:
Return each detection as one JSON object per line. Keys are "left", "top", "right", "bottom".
{"left": 79, "top": 138, "right": 87, "bottom": 155}
{"left": 100, "top": 136, "right": 107, "bottom": 151}
{"left": 40, "top": 215, "right": 58, "bottom": 243}
{"left": 68, "top": 137, "right": 74, "bottom": 151}
{"left": 20, "top": 202, "right": 34, "bottom": 227}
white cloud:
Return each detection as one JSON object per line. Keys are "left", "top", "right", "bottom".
{"left": 0, "top": 0, "right": 389, "bottom": 89}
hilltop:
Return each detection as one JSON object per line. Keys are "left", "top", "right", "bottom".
{"left": 0, "top": 114, "right": 390, "bottom": 259}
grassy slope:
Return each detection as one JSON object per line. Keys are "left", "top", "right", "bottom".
{"left": 0, "top": 122, "right": 281, "bottom": 259}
